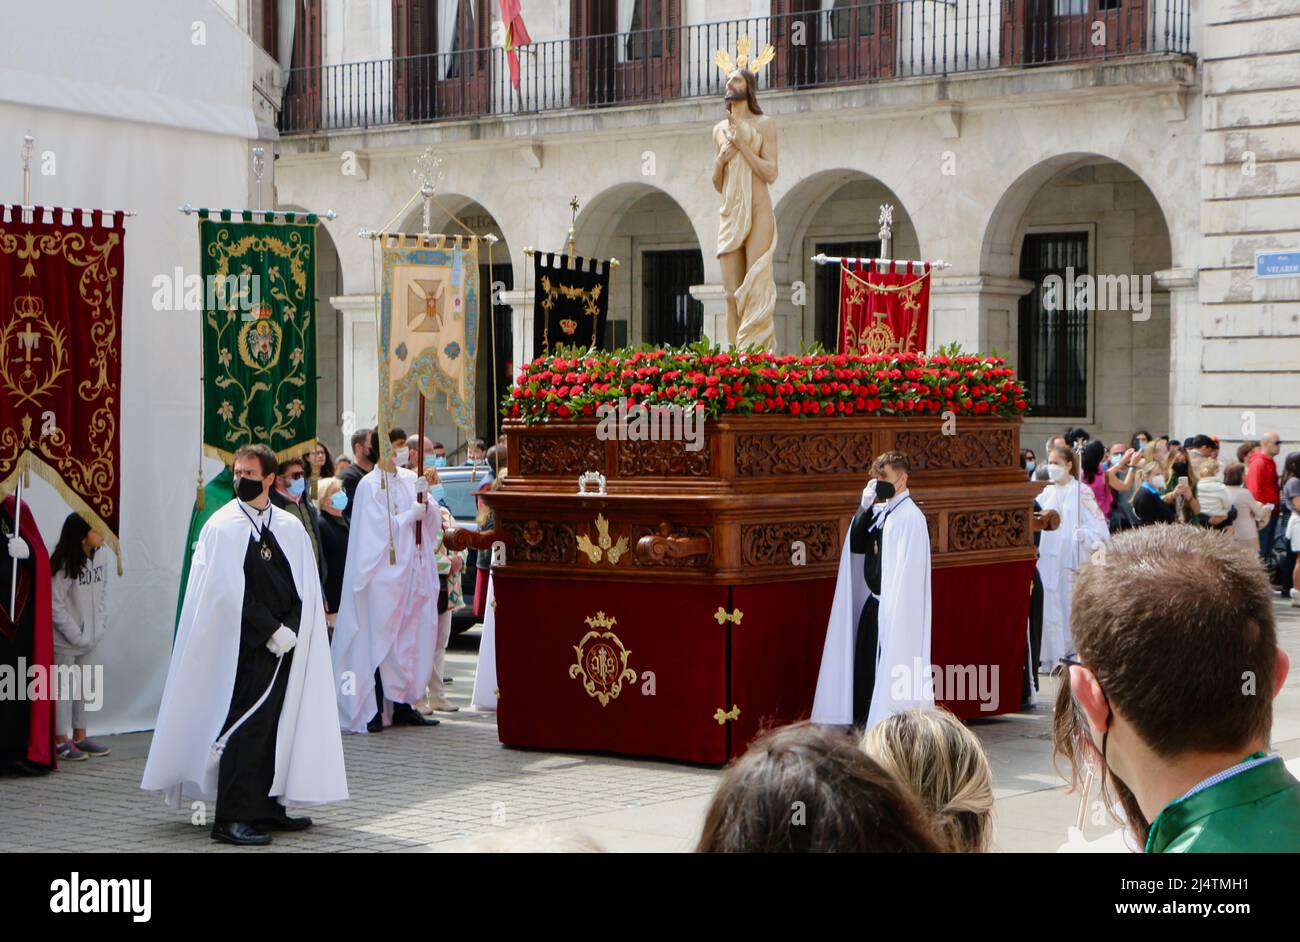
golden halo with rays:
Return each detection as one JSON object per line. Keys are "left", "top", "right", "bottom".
{"left": 715, "top": 34, "right": 776, "bottom": 76}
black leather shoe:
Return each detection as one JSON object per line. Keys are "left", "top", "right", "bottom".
{"left": 366, "top": 713, "right": 384, "bottom": 733}
{"left": 211, "top": 821, "right": 272, "bottom": 846}
{"left": 391, "top": 704, "right": 439, "bottom": 726}
{"left": 254, "top": 812, "right": 313, "bottom": 831}
{"left": 7, "top": 759, "right": 52, "bottom": 776}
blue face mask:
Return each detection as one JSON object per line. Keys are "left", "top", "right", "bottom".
{"left": 330, "top": 491, "right": 348, "bottom": 510}
{"left": 424, "top": 454, "right": 437, "bottom": 468}
{"left": 288, "top": 478, "right": 306, "bottom": 498}
{"left": 434, "top": 455, "right": 447, "bottom": 468}
{"left": 430, "top": 484, "right": 446, "bottom": 502}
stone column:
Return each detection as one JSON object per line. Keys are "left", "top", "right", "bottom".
{"left": 1156, "top": 267, "right": 1199, "bottom": 438}
{"left": 503, "top": 288, "right": 536, "bottom": 368}
{"left": 689, "top": 283, "right": 730, "bottom": 348}
{"left": 331, "top": 293, "right": 379, "bottom": 438}
{"left": 928, "top": 275, "right": 1034, "bottom": 354}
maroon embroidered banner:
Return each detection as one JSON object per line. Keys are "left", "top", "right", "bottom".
{"left": 0, "top": 206, "right": 124, "bottom": 571}
{"left": 838, "top": 260, "right": 931, "bottom": 356}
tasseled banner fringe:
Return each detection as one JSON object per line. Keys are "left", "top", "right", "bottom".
{"left": 3, "top": 452, "right": 124, "bottom": 575}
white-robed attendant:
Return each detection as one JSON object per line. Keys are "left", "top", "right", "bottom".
{"left": 470, "top": 572, "right": 498, "bottom": 712}
{"left": 331, "top": 443, "right": 442, "bottom": 733}
{"left": 812, "top": 450, "right": 933, "bottom": 730}
{"left": 142, "top": 444, "right": 347, "bottom": 846}
{"left": 1036, "top": 444, "right": 1110, "bottom": 671}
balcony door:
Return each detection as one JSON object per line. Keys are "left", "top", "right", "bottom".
{"left": 771, "top": 0, "right": 895, "bottom": 88}
{"left": 280, "top": 0, "right": 323, "bottom": 132}
{"left": 392, "top": 0, "right": 491, "bottom": 122}
{"left": 570, "top": 0, "right": 682, "bottom": 107}
{"left": 1002, "top": 0, "right": 1148, "bottom": 65}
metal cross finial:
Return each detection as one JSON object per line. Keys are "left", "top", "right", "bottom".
{"left": 877, "top": 203, "right": 895, "bottom": 261}
{"left": 21, "top": 132, "right": 34, "bottom": 204}
{"left": 570, "top": 196, "right": 580, "bottom": 222}
{"left": 413, "top": 148, "right": 447, "bottom": 236}
{"left": 414, "top": 148, "right": 446, "bottom": 197}
{"left": 251, "top": 146, "right": 266, "bottom": 210}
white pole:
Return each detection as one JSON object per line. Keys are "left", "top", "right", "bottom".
{"left": 9, "top": 471, "right": 23, "bottom": 614}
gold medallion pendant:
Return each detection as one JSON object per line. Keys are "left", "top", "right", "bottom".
{"left": 569, "top": 612, "right": 636, "bottom": 707}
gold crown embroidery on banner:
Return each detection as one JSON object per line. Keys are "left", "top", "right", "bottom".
{"left": 715, "top": 35, "right": 775, "bottom": 76}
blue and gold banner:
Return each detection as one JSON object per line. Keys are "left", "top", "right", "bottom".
{"left": 378, "top": 232, "right": 480, "bottom": 442}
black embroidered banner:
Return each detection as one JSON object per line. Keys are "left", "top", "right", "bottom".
{"left": 533, "top": 252, "right": 611, "bottom": 354}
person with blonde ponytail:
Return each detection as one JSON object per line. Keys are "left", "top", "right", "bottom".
{"left": 861, "top": 708, "right": 995, "bottom": 852}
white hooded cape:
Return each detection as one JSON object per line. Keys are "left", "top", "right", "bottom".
{"left": 141, "top": 500, "right": 348, "bottom": 808}
{"left": 1035, "top": 478, "right": 1109, "bottom": 669}
{"left": 331, "top": 466, "right": 438, "bottom": 732}
{"left": 811, "top": 491, "right": 933, "bottom": 729}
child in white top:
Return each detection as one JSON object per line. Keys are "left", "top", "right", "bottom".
{"left": 49, "top": 513, "right": 111, "bottom": 761}
{"left": 1195, "top": 458, "right": 1232, "bottom": 520}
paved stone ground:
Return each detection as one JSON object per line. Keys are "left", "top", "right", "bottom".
{"left": 4, "top": 599, "right": 1297, "bottom": 853}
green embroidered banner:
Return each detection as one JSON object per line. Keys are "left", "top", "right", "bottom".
{"left": 199, "top": 213, "right": 318, "bottom": 463}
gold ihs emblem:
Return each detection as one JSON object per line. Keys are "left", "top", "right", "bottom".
{"left": 569, "top": 611, "right": 637, "bottom": 707}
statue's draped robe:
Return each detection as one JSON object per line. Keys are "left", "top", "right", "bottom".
{"left": 716, "top": 118, "right": 777, "bottom": 352}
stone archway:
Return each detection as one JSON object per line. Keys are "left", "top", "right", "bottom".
{"left": 976, "top": 155, "right": 1176, "bottom": 450}
{"left": 772, "top": 168, "right": 919, "bottom": 352}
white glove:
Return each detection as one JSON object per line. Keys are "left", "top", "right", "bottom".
{"left": 7, "top": 536, "right": 29, "bottom": 560}
{"left": 266, "top": 625, "right": 297, "bottom": 657}
{"left": 860, "top": 479, "right": 878, "bottom": 510}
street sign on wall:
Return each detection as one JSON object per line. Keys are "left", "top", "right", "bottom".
{"left": 1255, "top": 251, "right": 1300, "bottom": 279}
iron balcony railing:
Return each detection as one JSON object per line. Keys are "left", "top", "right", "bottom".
{"left": 278, "top": 0, "right": 1193, "bottom": 134}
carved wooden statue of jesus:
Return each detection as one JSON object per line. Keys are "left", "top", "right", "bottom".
{"left": 712, "top": 38, "right": 778, "bottom": 352}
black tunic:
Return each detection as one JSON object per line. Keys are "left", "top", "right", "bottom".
{"left": 849, "top": 504, "right": 886, "bottom": 727}
{"left": 216, "top": 525, "right": 302, "bottom": 823}
{"left": 0, "top": 510, "right": 37, "bottom": 765}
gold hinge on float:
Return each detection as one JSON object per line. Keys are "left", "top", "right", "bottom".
{"left": 713, "top": 607, "right": 743, "bottom": 626}
{"left": 713, "top": 704, "right": 740, "bottom": 725}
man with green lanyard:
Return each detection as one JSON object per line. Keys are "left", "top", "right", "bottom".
{"left": 1064, "top": 525, "right": 1299, "bottom": 852}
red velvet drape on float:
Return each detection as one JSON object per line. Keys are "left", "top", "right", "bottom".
{"left": 0, "top": 206, "right": 125, "bottom": 572}
{"left": 838, "top": 260, "right": 931, "bottom": 356}
{"left": 494, "top": 575, "right": 837, "bottom": 763}
{"left": 931, "top": 559, "right": 1036, "bottom": 720}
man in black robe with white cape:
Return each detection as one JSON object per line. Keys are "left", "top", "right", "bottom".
{"left": 812, "top": 450, "right": 933, "bottom": 729}
{"left": 143, "top": 444, "right": 347, "bottom": 845}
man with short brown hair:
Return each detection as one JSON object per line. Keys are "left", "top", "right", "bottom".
{"left": 813, "top": 450, "right": 933, "bottom": 729}
{"left": 1066, "top": 525, "right": 1298, "bottom": 852}
{"left": 143, "top": 442, "right": 346, "bottom": 845}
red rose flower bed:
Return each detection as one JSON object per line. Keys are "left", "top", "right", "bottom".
{"left": 504, "top": 346, "right": 1030, "bottom": 423}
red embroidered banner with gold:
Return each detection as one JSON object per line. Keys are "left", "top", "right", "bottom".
{"left": 838, "top": 260, "right": 931, "bottom": 355}
{"left": 0, "top": 206, "right": 124, "bottom": 571}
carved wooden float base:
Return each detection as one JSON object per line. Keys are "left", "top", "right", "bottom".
{"left": 482, "top": 416, "right": 1039, "bottom": 763}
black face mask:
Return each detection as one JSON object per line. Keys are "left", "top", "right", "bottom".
{"left": 1171, "top": 462, "right": 1189, "bottom": 478}
{"left": 235, "top": 476, "right": 265, "bottom": 502}
{"left": 366, "top": 438, "right": 380, "bottom": 464}
{"left": 874, "top": 481, "right": 896, "bottom": 503}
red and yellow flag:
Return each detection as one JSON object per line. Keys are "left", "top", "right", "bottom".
{"left": 499, "top": 0, "right": 531, "bottom": 89}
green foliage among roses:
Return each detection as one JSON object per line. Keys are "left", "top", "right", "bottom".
{"left": 503, "top": 340, "right": 1030, "bottom": 423}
